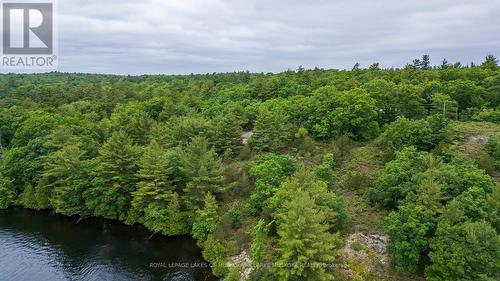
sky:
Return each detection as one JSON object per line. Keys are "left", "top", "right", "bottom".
{"left": 8, "top": 0, "right": 500, "bottom": 74}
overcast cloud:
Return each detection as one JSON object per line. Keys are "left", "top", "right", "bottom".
{"left": 18, "top": 0, "right": 500, "bottom": 74}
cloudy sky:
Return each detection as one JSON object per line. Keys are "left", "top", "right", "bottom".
{"left": 16, "top": 0, "right": 500, "bottom": 74}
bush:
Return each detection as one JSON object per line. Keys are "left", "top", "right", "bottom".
{"left": 472, "top": 107, "right": 500, "bottom": 123}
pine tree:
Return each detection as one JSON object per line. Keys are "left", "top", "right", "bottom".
{"left": 202, "top": 234, "right": 227, "bottom": 276}
{"left": 417, "top": 177, "right": 443, "bottom": 214}
{"left": 181, "top": 136, "right": 224, "bottom": 209}
{"left": 192, "top": 192, "right": 219, "bottom": 246}
{"left": 127, "top": 140, "right": 173, "bottom": 225}
{"left": 248, "top": 106, "right": 292, "bottom": 151}
{"left": 481, "top": 54, "right": 498, "bottom": 70}
{"left": 421, "top": 54, "right": 431, "bottom": 70}
{"left": 440, "top": 58, "right": 450, "bottom": 69}
{"left": 212, "top": 112, "right": 243, "bottom": 153}
{"left": 85, "top": 131, "right": 140, "bottom": 220}
{"left": 43, "top": 144, "right": 87, "bottom": 215}
{"left": 165, "top": 192, "right": 186, "bottom": 236}
{"left": 272, "top": 189, "right": 341, "bottom": 281}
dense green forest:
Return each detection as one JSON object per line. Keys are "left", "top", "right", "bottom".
{"left": 0, "top": 55, "right": 499, "bottom": 281}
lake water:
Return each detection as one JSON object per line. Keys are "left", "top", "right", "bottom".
{"left": 0, "top": 208, "right": 217, "bottom": 281}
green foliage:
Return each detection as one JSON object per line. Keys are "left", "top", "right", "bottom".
{"left": 314, "top": 153, "right": 335, "bottom": 188}
{"left": 212, "top": 111, "right": 244, "bottom": 153}
{"left": 386, "top": 203, "right": 437, "bottom": 272}
{"left": 370, "top": 147, "right": 428, "bottom": 208}
{"left": 127, "top": 140, "right": 174, "bottom": 227}
{"left": 363, "top": 79, "right": 425, "bottom": 123}
{"left": 43, "top": 145, "right": 90, "bottom": 215}
{"left": 272, "top": 187, "right": 341, "bottom": 281}
{"left": 294, "top": 127, "right": 315, "bottom": 155}
{"left": 85, "top": 131, "right": 140, "bottom": 220}
{"left": 165, "top": 193, "right": 187, "bottom": 235}
{"left": 249, "top": 154, "right": 297, "bottom": 212}
{"left": 109, "top": 103, "right": 153, "bottom": 144}
{"left": 180, "top": 136, "right": 224, "bottom": 209}
{"left": 270, "top": 168, "right": 349, "bottom": 231}
{"left": 21, "top": 182, "right": 37, "bottom": 209}
{"left": 444, "top": 79, "right": 486, "bottom": 113}
{"left": 251, "top": 219, "right": 269, "bottom": 268}
{"left": 0, "top": 63, "right": 498, "bottom": 280}
{"left": 485, "top": 133, "right": 500, "bottom": 170}
{"left": 426, "top": 220, "right": 499, "bottom": 281}
{"left": 0, "top": 176, "right": 15, "bottom": 209}
{"left": 331, "top": 88, "right": 379, "bottom": 141}
{"left": 192, "top": 192, "right": 219, "bottom": 245}
{"left": 481, "top": 54, "right": 498, "bottom": 70}
{"left": 381, "top": 115, "right": 450, "bottom": 152}
{"left": 375, "top": 141, "right": 499, "bottom": 277}
{"left": 202, "top": 234, "right": 227, "bottom": 276}
{"left": 249, "top": 106, "right": 293, "bottom": 151}
{"left": 472, "top": 107, "right": 500, "bottom": 123}
{"left": 430, "top": 93, "right": 457, "bottom": 119}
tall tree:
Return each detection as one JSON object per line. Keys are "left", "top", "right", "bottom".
{"left": 249, "top": 106, "right": 293, "bottom": 151}
{"left": 421, "top": 54, "right": 431, "bottom": 70}
{"left": 212, "top": 111, "right": 244, "bottom": 154}
{"left": 41, "top": 144, "right": 89, "bottom": 216}
{"left": 127, "top": 140, "right": 180, "bottom": 235}
{"left": 272, "top": 188, "right": 341, "bottom": 281}
{"left": 180, "top": 136, "right": 224, "bottom": 209}
{"left": 165, "top": 193, "right": 186, "bottom": 236}
{"left": 481, "top": 54, "right": 498, "bottom": 70}
{"left": 85, "top": 131, "right": 140, "bottom": 220}
{"left": 331, "top": 88, "right": 379, "bottom": 141}
{"left": 192, "top": 192, "right": 219, "bottom": 246}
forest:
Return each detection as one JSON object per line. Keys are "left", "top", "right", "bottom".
{"left": 0, "top": 55, "right": 499, "bottom": 281}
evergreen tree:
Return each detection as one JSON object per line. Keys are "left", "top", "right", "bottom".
{"left": 165, "top": 192, "right": 186, "bottom": 236}
{"left": 192, "top": 192, "right": 219, "bottom": 246}
{"left": 43, "top": 144, "right": 89, "bottom": 215}
{"left": 212, "top": 112, "right": 244, "bottom": 153}
{"left": 181, "top": 136, "right": 224, "bottom": 209}
{"left": 369, "top": 62, "right": 380, "bottom": 70}
{"left": 421, "top": 54, "right": 431, "bottom": 70}
{"left": 85, "top": 131, "right": 140, "bottom": 220}
{"left": 202, "top": 234, "right": 227, "bottom": 277}
{"left": 127, "top": 140, "right": 173, "bottom": 225}
{"left": 248, "top": 106, "right": 292, "bottom": 151}
{"left": 481, "top": 54, "right": 498, "bottom": 70}
{"left": 272, "top": 188, "right": 341, "bottom": 281}
{"left": 416, "top": 177, "right": 443, "bottom": 214}
{"left": 440, "top": 59, "right": 450, "bottom": 69}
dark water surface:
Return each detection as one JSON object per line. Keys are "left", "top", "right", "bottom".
{"left": 0, "top": 208, "right": 217, "bottom": 281}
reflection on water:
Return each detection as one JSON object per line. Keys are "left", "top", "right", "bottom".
{"left": 0, "top": 208, "right": 216, "bottom": 281}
